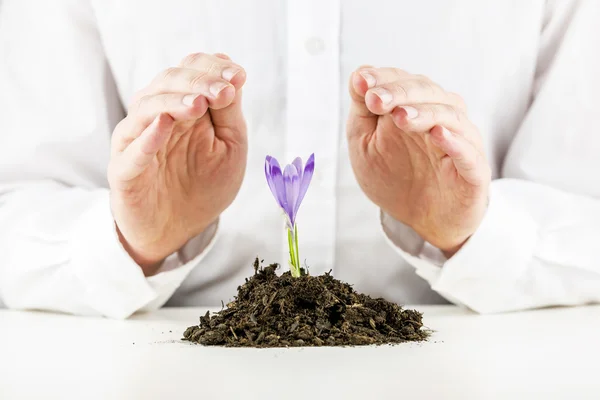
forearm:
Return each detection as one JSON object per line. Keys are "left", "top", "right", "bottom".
{"left": 383, "top": 178, "right": 600, "bottom": 313}
{"left": 0, "top": 181, "right": 217, "bottom": 318}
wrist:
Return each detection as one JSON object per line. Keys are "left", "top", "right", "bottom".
{"left": 114, "top": 217, "right": 216, "bottom": 276}
{"left": 414, "top": 198, "right": 488, "bottom": 258}
{"left": 115, "top": 224, "right": 166, "bottom": 275}
{"left": 438, "top": 237, "right": 470, "bottom": 258}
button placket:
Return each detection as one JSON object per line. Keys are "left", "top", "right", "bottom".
{"left": 304, "top": 37, "right": 325, "bottom": 55}
{"left": 285, "top": 0, "right": 340, "bottom": 276}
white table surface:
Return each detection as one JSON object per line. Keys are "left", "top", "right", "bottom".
{"left": 0, "top": 305, "right": 598, "bottom": 400}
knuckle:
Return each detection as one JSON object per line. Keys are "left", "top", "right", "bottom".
{"left": 127, "top": 89, "right": 149, "bottom": 111}
{"left": 207, "top": 61, "right": 221, "bottom": 75}
{"left": 427, "top": 105, "right": 438, "bottom": 121}
{"left": 444, "top": 104, "right": 462, "bottom": 123}
{"left": 393, "top": 68, "right": 409, "bottom": 78}
{"left": 133, "top": 94, "right": 151, "bottom": 113}
{"left": 181, "top": 52, "right": 206, "bottom": 67}
{"left": 420, "top": 79, "right": 438, "bottom": 96}
{"left": 413, "top": 73, "right": 431, "bottom": 82}
{"left": 449, "top": 92, "right": 468, "bottom": 111}
{"left": 213, "top": 52, "right": 231, "bottom": 60}
{"left": 159, "top": 67, "right": 179, "bottom": 82}
{"left": 411, "top": 74, "right": 440, "bottom": 96}
{"left": 393, "top": 82, "right": 410, "bottom": 100}
{"left": 132, "top": 94, "right": 171, "bottom": 115}
{"left": 189, "top": 71, "right": 208, "bottom": 89}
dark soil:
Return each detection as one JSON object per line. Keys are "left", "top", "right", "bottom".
{"left": 182, "top": 259, "right": 429, "bottom": 347}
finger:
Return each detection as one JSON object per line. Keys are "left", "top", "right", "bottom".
{"left": 150, "top": 67, "right": 246, "bottom": 94}
{"left": 115, "top": 93, "right": 209, "bottom": 151}
{"left": 179, "top": 55, "right": 247, "bottom": 142}
{"left": 178, "top": 52, "right": 246, "bottom": 89}
{"left": 142, "top": 68, "right": 238, "bottom": 110}
{"left": 366, "top": 80, "right": 448, "bottom": 116}
{"left": 353, "top": 67, "right": 463, "bottom": 116}
{"left": 112, "top": 93, "right": 208, "bottom": 154}
{"left": 347, "top": 65, "right": 379, "bottom": 140}
{"left": 209, "top": 80, "right": 246, "bottom": 143}
{"left": 213, "top": 53, "right": 231, "bottom": 60}
{"left": 348, "top": 65, "right": 377, "bottom": 117}
{"left": 131, "top": 92, "right": 209, "bottom": 123}
{"left": 391, "top": 103, "right": 480, "bottom": 146}
{"left": 109, "top": 113, "right": 174, "bottom": 182}
{"left": 350, "top": 67, "right": 410, "bottom": 101}
{"left": 429, "top": 125, "right": 490, "bottom": 186}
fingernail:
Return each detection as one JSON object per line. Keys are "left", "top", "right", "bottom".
{"left": 209, "top": 82, "right": 228, "bottom": 98}
{"left": 399, "top": 106, "right": 418, "bottom": 119}
{"left": 441, "top": 126, "right": 452, "bottom": 139}
{"left": 222, "top": 67, "right": 240, "bottom": 82}
{"left": 359, "top": 71, "right": 376, "bottom": 88}
{"left": 182, "top": 94, "right": 199, "bottom": 106}
{"left": 372, "top": 87, "right": 392, "bottom": 105}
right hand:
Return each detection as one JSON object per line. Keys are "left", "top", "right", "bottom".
{"left": 107, "top": 52, "right": 247, "bottom": 275}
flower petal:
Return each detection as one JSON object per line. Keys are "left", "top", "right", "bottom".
{"left": 283, "top": 163, "right": 300, "bottom": 225}
{"left": 292, "top": 157, "right": 304, "bottom": 183}
{"left": 265, "top": 156, "right": 279, "bottom": 203}
{"left": 294, "top": 153, "right": 314, "bottom": 215}
{"left": 269, "top": 159, "right": 286, "bottom": 210}
{"left": 268, "top": 156, "right": 282, "bottom": 176}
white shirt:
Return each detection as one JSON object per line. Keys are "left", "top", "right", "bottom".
{"left": 0, "top": 0, "right": 599, "bottom": 319}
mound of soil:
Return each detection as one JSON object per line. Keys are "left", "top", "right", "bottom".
{"left": 183, "top": 259, "right": 429, "bottom": 347}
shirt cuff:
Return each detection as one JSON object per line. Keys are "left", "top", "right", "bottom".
{"left": 381, "top": 183, "right": 539, "bottom": 313}
{"left": 69, "top": 191, "right": 218, "bottom": 319}
{"left": 380, "top": 211, "right": 445, "bottom": 283}
{"left": 432, "top": 185, "right": 538, "bottom": 312}
{"left": 143, "top": 220, "right": 219, "bottom": 312}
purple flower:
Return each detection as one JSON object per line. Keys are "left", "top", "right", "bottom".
{"left": 265, "top": 154, "right": 315, "bottom": 229}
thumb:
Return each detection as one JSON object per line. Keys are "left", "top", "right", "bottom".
{"left": 347, "top": 67, "right": 377, "bottom": 139}
{"left": 108, "top": 113, "right": 174, "bottom": 184}
{"left": 209, "top": 55, "right": 247, "bottom": 143}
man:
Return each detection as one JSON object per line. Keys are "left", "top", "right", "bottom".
{"left": 0, "top": 0, "right": 598, "bottom": 318}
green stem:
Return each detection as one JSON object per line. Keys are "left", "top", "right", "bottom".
{"left": 287, "top": 225, "right": 301, "bottom": 277}
{"left": 294, "top": 224, "right": 300, "bottom": 274}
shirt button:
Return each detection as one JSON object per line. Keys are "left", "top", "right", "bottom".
{"left": 304, "top": 37, "right": 325, "bottom": 55}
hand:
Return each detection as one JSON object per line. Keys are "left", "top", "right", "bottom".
{"left": 347, "top": 67, "right": 491, "bottom": 257}
{"left": 107, "top": 52, "right": 247, "bottom": 274}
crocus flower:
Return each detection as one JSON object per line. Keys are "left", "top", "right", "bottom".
{"left": 265, "top": 154, "right": 314, "bottom": 277}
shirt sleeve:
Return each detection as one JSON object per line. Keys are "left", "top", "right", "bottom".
{"left": 381, "top": 0, "right": 600, "bottom": 313}
{"left": 0, "top": 0, "right": 216, "bottom": 319}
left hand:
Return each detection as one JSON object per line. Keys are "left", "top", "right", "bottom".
{"left": 346, "top": 66, "right": 491, "bottom": 257}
